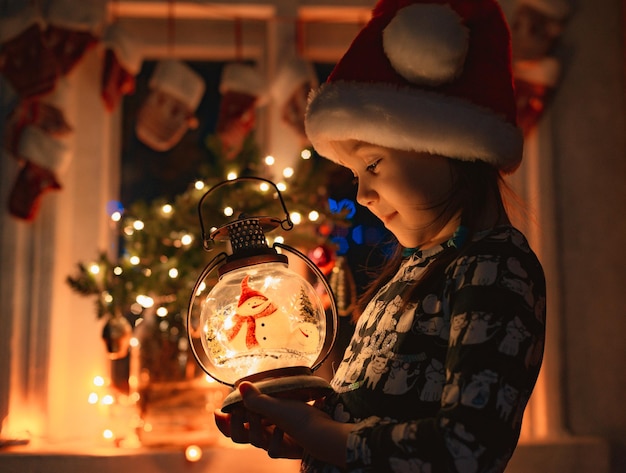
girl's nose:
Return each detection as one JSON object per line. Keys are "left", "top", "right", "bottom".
{"left": 356, "top": 181, "right": 376, "bottom": 207}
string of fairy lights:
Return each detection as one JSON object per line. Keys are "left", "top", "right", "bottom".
{"left": 75, "top": 147, "right": 338, "bottom": 452}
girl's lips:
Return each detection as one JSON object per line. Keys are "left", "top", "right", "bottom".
{"left": 381, "top": 212, "right": 397, "bottom": 224}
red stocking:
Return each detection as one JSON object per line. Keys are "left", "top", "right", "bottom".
{"left": 101, "top": 48, "right": 136, "bottom": 112}
{"left": 43, "top": 25, "right": 97, "bottom": 76}
{"left": 215, "top": 91, "right": 257, "bottom": 159}
{"left": 0, "top": 23, "right": 58, "bottom": 99}
{"left": 8, "top": 160, "right": 62, "bottom": 221}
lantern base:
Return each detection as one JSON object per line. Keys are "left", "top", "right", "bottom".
{"left": 221, "top": 366, "right": 333, "bottom": 413}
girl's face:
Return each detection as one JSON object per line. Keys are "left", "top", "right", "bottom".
{"left": 329, "top": 140, "right": 458, "bottom": 249}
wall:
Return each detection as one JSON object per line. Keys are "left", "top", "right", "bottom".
{"left": 552, "top": 0, "right": 626, "bottom": 463}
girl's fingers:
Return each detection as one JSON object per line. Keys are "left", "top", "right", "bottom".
{"left": 268, "top": 427, "right": 285, "bottom": 458}
{"left": 214, "top": 409, "right": 232, "bottom": 437}
{"left": 247, "top": 411, "right": 268, "bottom": 449}
{"left": 229, "top": 406, "right": 250, "bottom": 444}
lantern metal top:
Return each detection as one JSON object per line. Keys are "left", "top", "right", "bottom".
{"left": 197, "top": 177, "right": 294, "bottom": 251}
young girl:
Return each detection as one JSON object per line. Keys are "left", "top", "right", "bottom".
{"left": 214, "top": 0, "right": 546, "bottom": 472}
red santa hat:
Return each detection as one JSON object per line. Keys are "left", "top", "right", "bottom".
{"left": 237, "top": 276, "right": 268, "bottom": 307}
{"left": 305, "top": 0, "right": 523, "bottom": 174}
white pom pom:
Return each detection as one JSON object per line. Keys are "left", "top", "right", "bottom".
{"left": 383, "top": 4, "right": 469, "bottom": 86}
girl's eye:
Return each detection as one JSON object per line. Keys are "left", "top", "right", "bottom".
{"left": 366, "top": 159, "right": 381, "bottom": 173}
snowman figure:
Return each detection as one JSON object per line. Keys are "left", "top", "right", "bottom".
{"left": 225, "top": 276, "right": 293, "bottom": 352}
{"left": 288, "top": 322, "right": 320, "bottom": 353}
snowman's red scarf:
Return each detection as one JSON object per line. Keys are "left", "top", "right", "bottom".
{"left": 225, "top": 302, "right": 278, "bottom": 349}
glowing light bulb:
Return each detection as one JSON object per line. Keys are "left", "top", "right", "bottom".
{"left": 195, "top": 181, "right": 205, "bottom": 190}
{"left": 185, "top": 445, "right": 202, "bottom": 462}
{"left": 102, "top": 394, "right": 114, "bottom": 405}
{"left": 308, "top": 210, "right": 320, "bottom": 222}
{"left": 277, "top": 182, "right": 287, "bottom": 192}
{"left": 113, "top": 266, "right": 123, "bottom": 276}
{"left": 259, "top": 182, "right": 270, "bottom": 192}
{"left": 111, "top": 211, "right": 122, "bottom": 222}
{"left": 224, "top": 207, "right": 234, "bottom": 217}
{"left": 89, "top": 264, "right": 100, "bottom": 275}
{"left": 103, "top": 429, "right": 114, "bottom": 440}
{"left": 136, "top": 295, "right": 154, "bottom": 308}
{"left": 130, "top": 337, "right": 139, "bottom": 348}
{"left": 169, "top": 268, "right": 179, "bottom": 278}
{"left": 265, "top": 155, "right": 275, "bottom": 166}
{"left": 301, "top": 149, "right": 312, "bottom": 160}
{"left": 156, "top": 307, "right": 168, "bottom": 317}
{"left": 88, "top": 392, "right": 98, "bottom": 404}
{"left": 133, "top": 220, "right": 144, "bottom": 230}
{"left": 162, "top": 204, "right": 173, "bottom": 214}
{"left": 274, "top": 236, "right": 285, "bottom": 244}
{"left": 181, "top": 234, "right": 193, "bottom": 245}
{"left": 129, "top": 256, "right": 140, "bottom": 265}
{"left": 282, "top": 167, "right": 294, "bottom": 178}
{"left": 227, "top": 172, "right": 237, "bottom": 180}
{"left": 290, "top": 212, "right": 302, "bottom": 224}
{"left": 93, "top": 376, "right": 105, "bottom": 387}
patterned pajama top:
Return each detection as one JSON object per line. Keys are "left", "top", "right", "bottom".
{"left": 301, "top": 225, "right": 546, "bottom": 473}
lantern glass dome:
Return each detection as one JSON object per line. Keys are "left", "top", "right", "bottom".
{"left": 195, "top": 261, "right": 327, "bottom": 386}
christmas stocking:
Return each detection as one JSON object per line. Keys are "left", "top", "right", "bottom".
{"left": 101, "top": 23, "right": 143, "bottom": 112}
{"left": 135, "top": 60, "right": 205, "bottom": 151}
{"left": 216, "top": 63, "right": 266, "bottom": 159}
{"left": 513, "top": 57, "right": 560, "bottom": 136}
{"left": 44, "top": 0, "right": 106, "bottom": 76}
{"left": 0, "top": 15, "right": 58, "bottom": 99}
{"left": 8, "top": 125, "right": 70, "bottom": 220}
{"left": 7, "top": 82, "right": 72, "bottom": 221}
{"left": 8, "top": 159, "right": 62, "bottom": 221}
{"left": 271, "top": 57, "right": 318, "bottom": 144}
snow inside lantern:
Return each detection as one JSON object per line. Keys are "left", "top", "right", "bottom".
{"left": 187, "top": 178, "right": 337, "bottom": 411}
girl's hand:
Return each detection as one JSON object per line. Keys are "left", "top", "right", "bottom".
{"left": 214, "top": 381, "right": 351, "bottom": 467}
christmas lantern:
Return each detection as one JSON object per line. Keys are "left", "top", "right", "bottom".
{"left": 187, "top": 177, "right": 337, "bottom": 412}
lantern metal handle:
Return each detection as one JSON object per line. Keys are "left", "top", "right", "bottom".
{"left": 197, "top": 177, "right": 294, "bottom": 250}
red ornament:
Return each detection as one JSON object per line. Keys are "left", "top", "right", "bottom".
{"left": 308, "top": 244, "right": 336, "bottom": 276}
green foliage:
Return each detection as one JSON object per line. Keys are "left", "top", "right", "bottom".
{"left": 67, "top": 134, "right": 344, "bottom": 321}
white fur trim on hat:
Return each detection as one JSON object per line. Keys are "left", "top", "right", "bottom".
{"left": 383, "top": 4, "right": 469, "bottom": 86}
{"left": 220, "top": 63, "right": 267, "bottom": 99}
{"left": 305, "top": 81, "right": 523, "bottom": 173}
{"left": 103, "top": 22, "right": 144, "bottom": 74}
{"left": 149, "top": 60, "right": 205, "bottom": 110}
{"left": 18, "top": 126, "right": 71, "bottom": 175}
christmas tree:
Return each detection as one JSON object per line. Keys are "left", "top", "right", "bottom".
{"left": 66, "top": 132, "right": 345, "bottom": 343}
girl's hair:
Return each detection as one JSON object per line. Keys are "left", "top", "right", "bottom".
{"left": 353, "top": 159, "right": 513, "bottom": 322}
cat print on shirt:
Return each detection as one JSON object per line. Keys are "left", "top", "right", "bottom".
{"left": 364, "top": 355, "right": 389, "bottom": 389}
{"left": 383, "top": 359, "right": 420, "bottom": 395}
{"left": 460, "top": 369, "right": 499, "bottom": 409}
{"left": 496, "top": 383, "right": 520, "bottom": 422}
{"left": 420, "top": 359, "right": 445, "bottom": 401}
{"left": 498, "top": 316, "right": 530, "bottom": 356}
{"left": 462, "top": 312, "right": 500, "bottom": 345}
